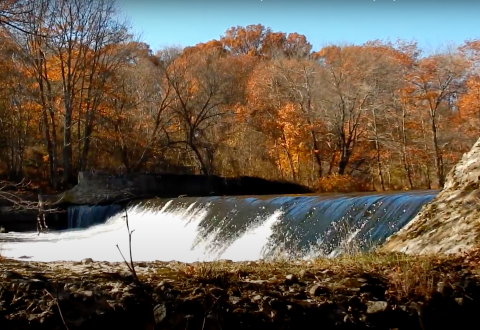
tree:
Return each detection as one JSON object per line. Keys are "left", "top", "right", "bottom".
{"left": 406, "top": 48, "right": 468, "bottom": 187}
{"left": 0, "top": 30, "right": 38, "bottom": 180}
{"left": 244, "top": 57, "right": 323, "bottom": 182}
{"left": 314, "top": 45, "right": 376, "bottom": 175}
{"left": 162, "top": 46, "right": 247, "bottom": 175}
{"left": 220, "top": 24, "right": 312, "bottom": 59}
{"left": 98, "top": 42, "right": 173, "bottom": 172}
{"left": 10, "top": 0, "right": 131, "bottom": 186}
{"left": 458, "top": 39, "right": 480, "bottom": 141}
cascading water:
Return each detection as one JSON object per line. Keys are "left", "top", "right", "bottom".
{"left": 0, "top": 191, "right": 436, "bottom": 262}
{"left": 67, "top": 204, "right": 123, "bottom": 229}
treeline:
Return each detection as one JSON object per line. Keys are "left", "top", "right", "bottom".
{"left": 0, "top": 0, "right": 479, "bottom": 192}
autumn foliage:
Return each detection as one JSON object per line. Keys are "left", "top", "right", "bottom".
{"left": 0, "top": 2, "right": 479, "bottom": 192}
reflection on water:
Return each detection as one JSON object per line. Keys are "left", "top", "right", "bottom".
{"left": 0, "top": 191, "right": 436, "bottom": 262}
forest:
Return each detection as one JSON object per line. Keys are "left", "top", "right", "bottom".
{"left": 0, "top": 0, "right": 479, "bottom": 192}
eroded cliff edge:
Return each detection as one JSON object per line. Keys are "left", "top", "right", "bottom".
{"left": 383, "top": 137, "right": 480, "bottom": 254}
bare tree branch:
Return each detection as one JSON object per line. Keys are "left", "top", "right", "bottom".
{"left": 0, "top": 179, "right": 63, "bottom": 213}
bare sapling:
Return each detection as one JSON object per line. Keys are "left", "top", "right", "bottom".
{"left": 115, "top": 205, "right": 156, "bottom": 327}
{"left": 116, "top": 205, "right": 139, "bottom": 283}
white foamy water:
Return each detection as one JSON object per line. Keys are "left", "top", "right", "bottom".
{"left": 0, "top": 202, "right": 282, "bottom": 263}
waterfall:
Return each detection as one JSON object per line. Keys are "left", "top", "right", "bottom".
{"left": 67, "top": 204, "right": 123, "bottom": 229}
{"left": 0, "top": 191, "right": 436, "bottom": 262}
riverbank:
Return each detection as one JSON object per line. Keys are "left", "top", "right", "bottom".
{"left": 1, "top": 251, "right": 480, "bottom": 329}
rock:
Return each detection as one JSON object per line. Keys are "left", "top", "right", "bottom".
{"left": 153, "top": 303, "right": 168, "bottom": 324}
{"left": 81, "top": 258, "right": 94, "bottom": 265}
{"left": 1, "top": 271, "right": 23, "bottom": 280}
{"left": 0, "top": 226, "right": 6, "bottom": 233}
{"left": 360, "top": 283, "right": 386, "bottom": 299}
{"left": 383, "top": 136, "right": 480, "bottom": 254}
{"left": 343, "top": 278, "right": 361, "bottom": 288}
{"left": 366, "top": 301, "right": 388, "bottom": 314}
{"left": 293, "top": 291, "right": 308, "bottom": 300}
{"left": 229, "top": 296, "right": 242, "bottom": 305}
{"left": 299, "top": 270, "right": 316, "bottom": 280}
{"left": 81, "top": 290, "right": 94, "bottom": 297}
{"left": 437, "top": 281, "right": 446, "bottom": 295}
{"left": 285, "top": 274, "right": 298, "bottom": 284}
{"left": 308, "top": 284, "right": 331, "bottom": 296}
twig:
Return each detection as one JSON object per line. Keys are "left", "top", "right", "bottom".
{"left": 116, "top": 244, "right": 134, "bottom": 274}
{"left": 207, "top": 294, "right": 221, "bottom": 314}
{"left": 115, "top": 205, "right": 156, "bottom": 328}
{"left": 116, "top": 206, "right": 139, "bottom": 283}
{"left": 43, "top": 288, "right": 70, "bottom": 330}
{"left": 124, "top": 207, "right": 138, "bottom": 281}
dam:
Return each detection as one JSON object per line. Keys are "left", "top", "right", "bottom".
{"left": 0, "top": 190, "right": 436, "bottom": 262}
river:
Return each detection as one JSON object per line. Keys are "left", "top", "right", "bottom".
{"left": 0, "top": 190, "right": 437, "bottom": 262}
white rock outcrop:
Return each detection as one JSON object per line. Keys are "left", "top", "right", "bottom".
{"left": 382, "top": 137, "right": 480, "bottom": 254}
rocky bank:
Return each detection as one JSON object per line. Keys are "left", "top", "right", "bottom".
{"left": 2, "top": 252, "right": 480, "bottom": 329}
{"left": 383, "top": 137, "right": 480, "bottom": 254}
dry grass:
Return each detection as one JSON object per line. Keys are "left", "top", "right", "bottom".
{"left": 170, "top": 252, "right": 449, "bottom": 300}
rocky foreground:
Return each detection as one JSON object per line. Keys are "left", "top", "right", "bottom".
{"left": 2, "top": 251, "right": 480, "bottom": 329}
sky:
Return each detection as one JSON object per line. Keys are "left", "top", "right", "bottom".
{"left": 117, "top": 0, "right": 480, "bottom": 53}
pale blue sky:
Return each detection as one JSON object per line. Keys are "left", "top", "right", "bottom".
{"left": 118, "top": 0, "right": 480, "bottom": 53}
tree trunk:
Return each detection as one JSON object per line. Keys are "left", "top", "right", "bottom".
{"left": 62, "top": 100, "right": 73, "bottom": 186}
{"left": 401, "top": 106, "right": 414, "bottom": 189}
{"left": 430, "top": 115, "right": 444, "bottom": 188}
{"left": 371, "top": 108, "right": 385, "bottom": 191}
{"left": 421, "top": 118, "right": 432, "bottom": 189}
{"left": 338, "top": 149, "right": 351, "bottom": 175}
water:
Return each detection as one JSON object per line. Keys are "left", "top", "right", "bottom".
{"left": 0, "top": 191, "right": 436, "bottom": 262}
{"left": 67, "top": 204, "right": 123, "bottom": 229}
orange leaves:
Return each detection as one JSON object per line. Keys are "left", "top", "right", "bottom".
{"left": 315, "top": 174, "right": 369, "bottom": 193}
{"left": 459, "top": 76, "right": 480, "bottom": 115}
{"left": 220, "top": 24, "right": 311, "bottom": 59}
{"left": 312, "top": 45, "right": 341, "bottom": 64}
{"left": 459, "top": 38, "right": 480, "bottom": 73}
{"left": 221, "top": 24, "right": 267, "bottom": 56}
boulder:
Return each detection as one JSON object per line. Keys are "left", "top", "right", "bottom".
{"left": 383, "top": 137, "right": 480, "bottom": 254}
